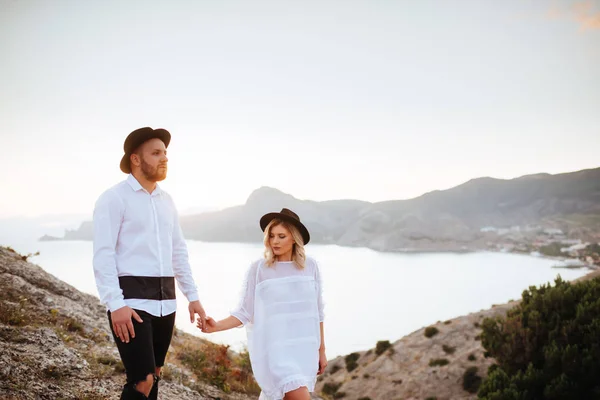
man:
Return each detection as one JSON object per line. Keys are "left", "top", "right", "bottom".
{"left": 93, "top": 127, "right": 206, "bottom": 400}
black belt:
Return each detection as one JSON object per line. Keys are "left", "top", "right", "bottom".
{"left": 118, "top": 276, "right": 176, "bottom": 300}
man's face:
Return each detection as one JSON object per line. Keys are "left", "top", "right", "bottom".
{"left": 132, "top": 138, "right": 168, "bottom": 182}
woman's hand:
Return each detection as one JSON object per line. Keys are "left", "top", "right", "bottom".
{"left": 317, "top": 348, "right": 328, "bottom": 375}
{"left": 197, "top": 316, "right": 218, "bottom": 333}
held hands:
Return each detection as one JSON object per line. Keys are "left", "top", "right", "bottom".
{"left": 111, "top": 306, "right": 143, "bottom": 343}
{"left": 317, "top": 348, "right": 328, "bottom": 375}
{"left": 197, "top": 316, "right": 218, "bottom": 333}
{"left": 189, "top": 300, "right": 207, "bottom": 330}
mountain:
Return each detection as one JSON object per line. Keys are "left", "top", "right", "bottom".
{"left": 0, "top": 213, "right": 89, "bottom": 248}
{"left": 44, "top": 167, "right": 600, "bottom": 252}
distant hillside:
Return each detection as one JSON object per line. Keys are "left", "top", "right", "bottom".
{"left": 45, "top": 167, "right": 600, "bottom": 252}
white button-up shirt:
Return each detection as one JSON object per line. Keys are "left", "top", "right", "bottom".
{"left": 93, "top": 174, "right": 199, "bottom": 317}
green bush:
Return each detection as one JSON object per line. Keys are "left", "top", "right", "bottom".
{"left": 478, "top": 276, "right": 600, "bottom": 399}
{"left": 424, "top": 326, "right": 439, "bottom": 338}
{"left": 345, "top": 352, "right": 360, "bottom": 372}
{"left": 322, "top": 382, "right": 341, "bottom": 395}
{"left": 539, "top": 242, "right": 564, "bottom": 257}
{"left": 462, "top": 366, "right": 482, "bottom": 394}
{"left": 429, "top": 358, "right": 449, "bottom": 367}
{"left": 442, "top": 344, "right": 456, "bottom": 354}
{"left": 375, "top": 340, "right": 392, "bottom": 355}
{"left": 468, "top": 354, "right": 476, "bottom": 361}
{"left": 358, "top": 397, "right": 371, "bottom": 400}
{"left": 177, "top": 343, "right": 234, "bottom": 393}
{"left": 330, "top": 364, "right": 341, "bottom": 374}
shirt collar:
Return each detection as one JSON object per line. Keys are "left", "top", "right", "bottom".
{"left": 127, "top": 174, "right": 162, "bottom": 196}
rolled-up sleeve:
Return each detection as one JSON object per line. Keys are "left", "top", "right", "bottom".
{"left": 315, "top": 259, "right": 325, "bottom": 322}
{"left": 93, "top": 191, "right": 126, "bottom": 312}
{"left": 230, "top": 262, "right": 258, "bottom": 326}
{"left": 171, "top": 201, "right": 199, "bottom": 302}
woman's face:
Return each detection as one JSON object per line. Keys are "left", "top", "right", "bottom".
{"left": 269, "top": 224, "right": 295, "bottom": 260}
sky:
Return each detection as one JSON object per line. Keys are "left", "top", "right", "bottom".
{"left": 1, "top": 0, "right": 599, "bottom": 218}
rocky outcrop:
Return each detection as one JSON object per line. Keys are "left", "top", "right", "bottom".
{"left": 314, "top": 302, "right": 515, "bottom": 400}
{"left": 0, "top": 246, "right": 257, "bottom": 400}
{"left": 314, "top": 270, "right": 600, "bottom": 400}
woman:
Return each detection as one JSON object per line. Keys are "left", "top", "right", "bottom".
{"left": 198, "top": 208, "right": 327, "bottom": 400}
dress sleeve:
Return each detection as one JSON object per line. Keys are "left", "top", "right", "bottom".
{"left": 314, "top": 259, "right": 325, "bottom": 322}
{"left": 230, "top": 261, "right": 259, "bottom": 326}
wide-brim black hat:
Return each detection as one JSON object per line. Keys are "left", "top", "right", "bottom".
{"left": 120, "top": 127, "right": 171, "bottom": 173}
{"left": 260, "top": 208, "right": 310, "bottom": 245}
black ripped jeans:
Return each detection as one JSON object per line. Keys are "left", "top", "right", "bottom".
{"left": 108, "top": 309, "right": 175, "bottom": 400}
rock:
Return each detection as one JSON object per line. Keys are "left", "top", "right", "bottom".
{"left": 0, "top": 247, "right": 256, "bottom": 400}
{"left": 314, "top": 301, "right": 517, "bottom": 400}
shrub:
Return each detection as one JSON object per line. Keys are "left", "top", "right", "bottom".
{"left": 375, "top": 340, "right": 392, "bottom": 355}
{"left": 199, "top": 344, "right": 232, "bottom": 392}
{"left": 358, "top": 398, "right": 372, "bottom": 400}
{"left": 21, "top": 251, "right": 40, "bottom": 261}
{"left": 444, "top": 320, "right": 452, "bottom": 325}
{"left": 0, "top": 298, "right": 28, "bottom": 326}
{"left": 424, "top": 326, "right": 439, "bottom": 338}
{"left": 363, "top": 373, "right": 370, "bottom": 378}
{"left": 467, "top": 354, "right": 476, "bottom": 361}
{"left": 333, "top": 392, "right": 346, "bottom": 399}
{"left": 345, "top": 352, "right": 360, "bottom": 372}
{"left": 330, "top": 364, "right": 342, "bottom": 374}
{"left": 539, "top": 242, "right": 564, "bottom": 257}
{"left": 322, "top": 382, "right": 341, "bottom": 395}
{"left": 65, "top": 317, "right": 84, "bottom": 333}
{"left": 462, "top": 366, "right": 482, "bottom": 393}
{"left": 442, "top": 344, "right": 456, "bottom": 354}
{"left": 429, "top": 358, "right": 449, "bottom": 367}
{"left": 178, "top": 343, "right": 233, "bottom": 393}
{"left": 478, "top": 276, "right": 600, "bottom": 399}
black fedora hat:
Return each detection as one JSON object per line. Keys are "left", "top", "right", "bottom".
{"left": 119, "top": 127, "right": 171, "bottom": 173}
{"left": 260, "top": 208, "right": 310, "bottom": 245}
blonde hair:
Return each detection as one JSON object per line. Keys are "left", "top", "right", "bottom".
{"left": 263, "top": 218, "right": 306, "bottom": 269}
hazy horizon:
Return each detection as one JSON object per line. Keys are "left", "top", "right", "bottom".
{"left": 1, "top": 164, "right": 597, "bottom": 221}
{"left": 2, "top": 0, "right": 599, "bottom": 218}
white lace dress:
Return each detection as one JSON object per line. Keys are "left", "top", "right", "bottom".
{"left": 230, "top": 257, "right": 325, "bottom": 400}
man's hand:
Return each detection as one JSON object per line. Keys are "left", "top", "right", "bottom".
{"left": 189, "top": 300, "right": 206, "bottom": 330}
{"left": 111, "top": 306, "right": 143, "bottom": 343}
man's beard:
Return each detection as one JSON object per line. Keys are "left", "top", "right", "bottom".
{"left": 141, "top": 158, "right": 167, "bottom": 182}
